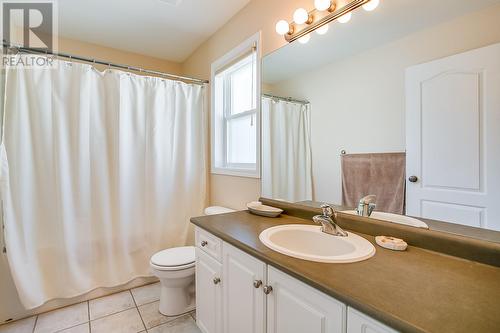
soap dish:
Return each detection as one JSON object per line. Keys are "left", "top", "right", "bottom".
{"left": 247, "top": 201, "right": 283, "bottom": 217}
{"left": 375, "top": 236, "right": 408, "bottom": 251}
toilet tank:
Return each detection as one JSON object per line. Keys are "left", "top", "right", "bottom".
{"left": 204, "top": 206, "right": 236, "bottom": 215}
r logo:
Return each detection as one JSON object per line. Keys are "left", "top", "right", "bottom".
{"left": 2, "top": 1, "right": 54, "bottom": 50}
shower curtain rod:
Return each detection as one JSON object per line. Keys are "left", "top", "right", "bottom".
{"left": 2, "top": 42, "right": 209, "bottom": 85}
{"left": 262, "top": 93, "right": 309, "bottom": 105}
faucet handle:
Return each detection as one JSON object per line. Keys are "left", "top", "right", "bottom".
{"left": 368, "top": 203, "right": 376, "bottom": 216}
{"left": 320, "top": 204, "right": 335, "bottom": 218}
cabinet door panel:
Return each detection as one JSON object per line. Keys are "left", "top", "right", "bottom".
{"left": 222, "top": 242, "right": 266, "bottom": 333}
{"left": 267, "top": 266, "right": 346, "bottom": 333}
{"left": 347, "top": 307, "right": 398, "bottom": 333}
{"left": 196, "top": 248, "right": 222, "bottom": 333}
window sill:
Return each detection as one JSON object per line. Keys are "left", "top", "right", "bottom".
{"left": 211, "top": 167, "right": 260, "bottom": 179}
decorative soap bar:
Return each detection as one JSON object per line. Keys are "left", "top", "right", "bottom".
{"left": 375, "top": 236, "right": 408, "bottom": 251}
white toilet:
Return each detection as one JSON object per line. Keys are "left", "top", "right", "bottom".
{"left": 150, "top": 206, "right": 235, "bottom": 316}
{"left": 150, "top": 246, "right": 196, "bottom": 316}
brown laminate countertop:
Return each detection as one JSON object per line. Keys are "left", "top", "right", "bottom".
{"left": 190, "top": 211, "right": 500, "bottom": 333}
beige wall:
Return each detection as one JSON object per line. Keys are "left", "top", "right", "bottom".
{"left": 269, "top": 4, "right": 500, "bottom": 204}
{"left": 0, "top": 36, "right": 179, "bottom": 323}
{"left": 58, "top": 37, "right": 182, "bottom": 75}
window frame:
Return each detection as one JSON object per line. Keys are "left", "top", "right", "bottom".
{"left": 210, "top": 32, "right": 261, "bottom": 178}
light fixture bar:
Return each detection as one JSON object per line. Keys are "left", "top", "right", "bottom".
{"left": 285, "top": 0, "right": 371, "bottom": 42}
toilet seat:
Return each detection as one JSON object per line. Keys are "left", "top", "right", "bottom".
{"left": 150, "top": 261, "right": 195, "bottom": 271}
{"left": 150, "top": 246, "right": 195, "bottom": 271}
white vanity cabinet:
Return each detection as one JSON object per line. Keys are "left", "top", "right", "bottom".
{"left": 347, "top": 307, "right": 398, "bottom": 333}
{"left": 222, "top": 242, "right": 266, "bottom": 333}
{"left": 195, "top": 227, "right": 398, "bottom": 333}
{"left": 195, "top": 248, "right": 222, "bottom": 333}
{"left": 267, "top": 266, "right": 346, "bottom": 333}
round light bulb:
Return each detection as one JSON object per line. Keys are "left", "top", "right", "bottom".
{"left": 314, "top": 0, "right": 331, "bottom": 11}
{"left": 275, "top": 20, "right": 290, "bottom": 35}
{"left": 337, "top": 12, "right": 352, "bottom": 23}
{"left": 315, "top": 24, "right": 329, "bottom": 35}
{"left": 362, "top": 0, "right": 380, "bottom": 11}
{"left": 293, "top": 8, "right": 309, "bottom": 24}
{"left": 298, "top": 34, "right": 311, "bottom": 44}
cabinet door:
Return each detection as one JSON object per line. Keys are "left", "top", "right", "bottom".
{"left": 267, "top": 266, "right": 346, "bottom": 333}
{"left": 347, "top": 307, "right": 398, "bottom": 333}
{"left": 222, "top": 242, "right": 266, "bottom": 333}
{"left": 196, "top": 248, "right": 222, "bottom": 333}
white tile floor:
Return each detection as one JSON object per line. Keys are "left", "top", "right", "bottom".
{"left": 0, "top": 282, "right": 200, "bottom": 333}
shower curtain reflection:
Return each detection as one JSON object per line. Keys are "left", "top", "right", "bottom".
{"left": 261, "top": 96, "right": 313, "bottom": 202}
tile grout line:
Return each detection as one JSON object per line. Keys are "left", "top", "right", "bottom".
{"left": 53, "top": 321, "right": 89, "bottom": 333}
{"left": 87, "top": 300, "right": 91, "bottom": 333}
{"left": 145, "top": 311, "right": 194, "bottom": 331}
{"left": 88, "top": 287, "right": 152, "bottom": 323}
{"left": 3, "top": 283, "right": 161, "bottom": 332}
{"left": 32, "top": 315, "right": 38, "bottom": 333}
{"left": 130, "top": 289, "right": 147, "bottom": 333}
{"left": 89, "top": 305, "right": 135, "bottom": 323}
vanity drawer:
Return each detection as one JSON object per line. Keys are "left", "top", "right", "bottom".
{"left": 195, "top": 227, "right": 222, "bottom": 261}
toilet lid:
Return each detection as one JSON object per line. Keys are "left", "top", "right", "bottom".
{"left": 151, "top": 246, "right": 195, "bottom": 267}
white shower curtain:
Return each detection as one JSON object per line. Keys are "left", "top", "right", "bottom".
{"left": 0, "top": 56, "right": 207, "bottom": 309}
{"left": 261, "top": 97, "right": 313, "bottom": 202}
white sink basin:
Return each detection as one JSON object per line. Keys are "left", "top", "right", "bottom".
{"left": 259, "top": 224, "right": 375, "bottom": 263}
{"left": 341, "top": 211, "right": 429, "bottom": 229}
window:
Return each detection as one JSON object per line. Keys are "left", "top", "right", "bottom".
{"left": 211, "top": 33, "right": 261, "bottom": 178}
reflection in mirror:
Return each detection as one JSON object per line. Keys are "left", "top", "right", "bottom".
{"left": 261, "top": 0, "right": 500, "bottom": 240}
{"left": 261, "top": 94, "right": 312, "bottom": 202}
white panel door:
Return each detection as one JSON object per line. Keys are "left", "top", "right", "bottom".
{"left": 196, "top": 248, "right": 222, "bottom": 333}
{"left": 406, "top": 43, "right": 500, "bottom": 231}
{"left": 222, "top": 242, "right": 266, "bottom": 333}
{"left": 266, "top": 266, "right": 346, "bottom": 333}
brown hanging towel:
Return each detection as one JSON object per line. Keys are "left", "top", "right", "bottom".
{"left": 341, "top": 152, "right": 406, "bottom": 214}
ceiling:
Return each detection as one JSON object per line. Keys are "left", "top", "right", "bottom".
{"left": 263, "top": 0, "right": 500, "bottom": 84}
{"left": 55, "top": 0, "right": 251, "bottom": 62}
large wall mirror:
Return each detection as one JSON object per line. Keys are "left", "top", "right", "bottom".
{"left": 261, "top": 0, "right": 500, "bottom": 242}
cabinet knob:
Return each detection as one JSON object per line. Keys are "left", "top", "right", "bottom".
{"left": 408, "top": 175, "right": 418, "bottom": 183}
{"left": 213, "top": 277, "right": 221, "bottom": 285}
{"left": 263, "top": 285, "right": 273, "bottom": 295}
{"left": 253, "top": 280, "right": 262, "bottom": 288}
{"left": 201, "top": 241, "right": 208, "bottom": 247}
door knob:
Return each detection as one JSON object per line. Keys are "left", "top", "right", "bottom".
{"left": 201, "top": 241, "right": 208, "bottom": 247}
{"left": 408, "top": 176, "right": 418, "bottom": 183}
{"left": 213, "top": 277, "right": 221, "bottom": 285}
{"left": 253, "top": 280, "right": 262, "bottom": 288}
{"left": 263, "top": 285, "right": 273, "bottom": 295}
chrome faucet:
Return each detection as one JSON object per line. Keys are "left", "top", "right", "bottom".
{"left": 356, "top": 195, "right": 376, "bottom": 217}
{"left": 313, "top": 204, "right": 348, "bottom": 237}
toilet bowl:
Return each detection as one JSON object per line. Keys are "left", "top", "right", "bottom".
{"left": 150, "top": 207, "right": 235, "bottom": 316}
{"left": 150, "top": 246, "right": 195, "bottom": 316}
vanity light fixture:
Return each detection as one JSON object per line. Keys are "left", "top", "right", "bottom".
{"left": 293, "top": 8, "right": 312, "bottom": 25}
{"left": 275, "top": 0, "right": 380, "bottom": 43}
{"left": 314, "top": 0, "right": 334, "bottom": 11}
